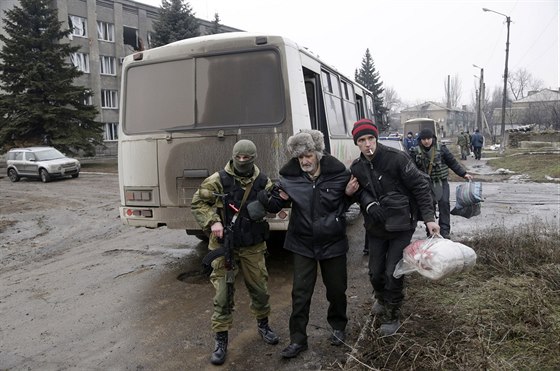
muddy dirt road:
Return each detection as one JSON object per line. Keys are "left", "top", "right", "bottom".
{"left": 1, "top": 167, "right": 558, "bottom": 370}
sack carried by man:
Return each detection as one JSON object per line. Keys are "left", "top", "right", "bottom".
{"left": 393, "top": 235, "right": 477, "bottom": 280}
{"left": 452, "top": 181, "right": 483, "bottom": 219}
{"left": 455, "top": 181, "right": 483, "bottom": 208}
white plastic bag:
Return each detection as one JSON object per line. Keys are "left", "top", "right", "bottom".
{"left": 393, "top": 235, "right": 477, "bottom": 280}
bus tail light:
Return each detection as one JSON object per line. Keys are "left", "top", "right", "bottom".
{"left": 124, "top": 208, "right": 153, "bottom": 218}
{"left": 125, "top": 190, "right": 152, "bottom": 201}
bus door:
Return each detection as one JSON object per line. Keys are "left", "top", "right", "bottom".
{"left": 304, "top": 71, "right": 331, "bottom": 154}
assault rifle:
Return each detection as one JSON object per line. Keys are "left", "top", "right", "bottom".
{"left": 204, "top": 191, "right": 238, "bottom": 314}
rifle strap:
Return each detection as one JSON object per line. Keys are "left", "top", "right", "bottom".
{"left": 239, "top": 180, "right": 254, "bottom": 211}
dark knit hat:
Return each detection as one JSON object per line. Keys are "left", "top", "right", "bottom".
{"left": 418, "top": 128, "right": 434, "bottom": 140}
{"left": 352, "top": 119, "right": 379, "bottom": 144}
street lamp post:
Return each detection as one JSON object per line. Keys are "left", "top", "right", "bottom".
{"left": 483, "top": 8, "right": 511, "bottom": 151}
{"left": 473, "top": 64, "right": 484, "bottom": 133}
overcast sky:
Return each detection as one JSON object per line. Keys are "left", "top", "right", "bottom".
{"left": 136, "top": 0, "right": 559, "bottom": 108}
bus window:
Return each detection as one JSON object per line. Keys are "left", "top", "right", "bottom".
{"left": 321, "top": 70, "right": 346, "bottom": 136}
{"left": 123, "top": 49, "right": 285, "bottom": 134}
{"left": 124, "top": 59, "right": 196, "bottom": 134}
{"left": 196, "top": 50, "right": 285, "bottom": 127}
{"left": 341, "top": 80, "right": 357, "bottom": 135}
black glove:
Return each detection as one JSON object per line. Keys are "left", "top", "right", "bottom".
{"left": 256, "top": 189, "right": 271, "bottom": 208}
{"left": 247, "top": 200, "right": 267, "bottom": 221}
{"left": 367, "top": 201, "right": 386, "bottom": 223}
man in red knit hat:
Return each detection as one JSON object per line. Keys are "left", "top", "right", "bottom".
{"left": 348, "top": 118, "right": 439, "bottom": 336}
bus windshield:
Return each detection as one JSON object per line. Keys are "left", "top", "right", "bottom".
{"left": 123, "top": 49, "right": 285, "bottom": 134}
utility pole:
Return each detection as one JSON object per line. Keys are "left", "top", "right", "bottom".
{"left": 478, "top": 68, "right": 484, "bottom": 131}
{"left": 483, "top": 8, "right": 511, "bottom": 152}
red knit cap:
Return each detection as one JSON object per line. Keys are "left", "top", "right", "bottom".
{"left": 352, "top": 119, "right": 378, "bottom": 144}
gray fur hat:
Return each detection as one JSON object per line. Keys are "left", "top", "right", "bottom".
{"left": 286, "top": 130, "right": 325, "bottom": 159}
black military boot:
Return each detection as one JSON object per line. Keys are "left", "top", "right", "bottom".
{"left": 210, "top": 331, "right": 228, "bottom": 365}
{"left": 257, "top": 317, "right": 279, "bottom": 345}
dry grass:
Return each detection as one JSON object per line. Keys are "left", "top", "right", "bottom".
{"left": 486, "top": 152, "right": 560, "bottom": 182}
{"left": 347, "top": 220, "right": 560, "bottom": 370}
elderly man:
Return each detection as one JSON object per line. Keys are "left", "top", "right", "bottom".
{"left": 349, "top": 119, "right": 439, "bottom": 336}
{"left": 260, "top": 129, "right": 353, "bottom": 358}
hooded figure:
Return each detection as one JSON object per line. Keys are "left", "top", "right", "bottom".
{"left": 232, "top": 139, "right": 257, "bottom": 176}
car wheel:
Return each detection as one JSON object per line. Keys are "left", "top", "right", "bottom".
{"left": 40, "top": 169, "right": 51, "bottom": 183}
{"left": 8, "top": 169, "right": 20, "bottom": 182}
{"left": 71, "top": 172, "right": 79, "bottom": 178}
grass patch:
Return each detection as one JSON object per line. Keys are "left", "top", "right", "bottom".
{"left": 348, "top": 220, "right": 560, "bottom": 370}
{"left": 486, "top": 152, "right": 560, "bottom": 182}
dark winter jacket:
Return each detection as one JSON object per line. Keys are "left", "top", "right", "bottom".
{"left": 350, "top": 143, "right": 436, "bottom": 238}
{"left": 471, "top": 132, "right": 484, "bottom": 148}
{"left": 269, "top": 154, "right": 352, "bottom": 260}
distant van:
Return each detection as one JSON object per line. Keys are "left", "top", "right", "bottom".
{"left": 403, "top": 118, "right": 441, "bottom": 139}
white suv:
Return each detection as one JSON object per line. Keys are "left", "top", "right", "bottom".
{"left": 6, "top": 147, "right": 80, "bottom": 183}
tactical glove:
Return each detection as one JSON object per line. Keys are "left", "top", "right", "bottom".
{"left": 247, "top": 200, "right": 267, "bottom": 221}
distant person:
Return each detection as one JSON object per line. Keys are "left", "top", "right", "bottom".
{"left": 457, "top": 131, "right": 468, "bottom": 160}
{"left": 466, "top": 130, "right": 473, "bottom": 155}
{"left": 403, "top": 131, "right": 417, "bottom": 151}
{"left": 349, "top": 119, "right": 439, "bottom": 336}
{"left": 260, "top": 130, "right": 353, "bottom": 358}
{"left": 191, "top": 139, "right": 279, "bottom": 365}
{"left": 411, "top": 128, "right": 473, "bottom": 239}
{"left": 471, "top": 129, "right": 484, "bottom": 160}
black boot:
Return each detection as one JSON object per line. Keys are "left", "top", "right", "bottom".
{"left": 210, "top": 331, "right": 228, "bottom": 365}
{"left": 257, "top": 317, "right": 279, "bottom": 345}
{"left": 379, "top": 305, "right": 401, "bottom": 336}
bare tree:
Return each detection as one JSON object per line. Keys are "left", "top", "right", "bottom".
{"left": 443, "top": 74, "right": 462, "bottom": 108}
{"left": 383, "top": 86, "right": 402, "bottom": 113}
{"left": 522, "top": 100, "right": 559, "bottom": 130}
{"left": 508, "top": 68, "right": 544, "bottom": 100}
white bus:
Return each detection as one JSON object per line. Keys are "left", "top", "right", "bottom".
{"left": 118, "top": 32, "right": 376, "bottom": 237}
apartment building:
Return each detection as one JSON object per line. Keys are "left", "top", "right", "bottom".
{"left": 0, "top": 0, "right": 239, "bottom": 155}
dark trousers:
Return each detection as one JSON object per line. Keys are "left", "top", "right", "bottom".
{"left": 289, "top": 253, "right": 348, "bottom": 345}
{"left": 437, "top": 179, "right": 451, "bottom": 238}
{"left": 367, "top": 229, "right": 414, "bottom": 306}
{"left": 473, "top": 146, "right": 482, "bottom": 160}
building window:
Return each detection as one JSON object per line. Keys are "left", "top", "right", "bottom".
{"left": 104, "top": 122, "right": 119, "bottom": 141}
{"left": 100, "top": 56, "right": 116, "bottom": 75}
{"left": 123, "top": 26, "right": 142, "bottom": 51}
{"left": 83, "top": 91, "right": 93, "bottom": 105}
{"left": 97, "top": 21, "right": 114, "bottom": 42}
{"left": 147, "top": 32, "right": 154, "bottom": 49}
{"left": 101, "top": 90, "right": 118, "bottom": 109}
{"left": 70, "top": 52, "right": 89, "bottom": 73}
{"left": 69, "top": 15, "right": 87, "bottom": 38}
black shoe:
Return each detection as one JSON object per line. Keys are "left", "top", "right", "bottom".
{"left": 281, "top": 343, "right": 308, "bottom": 358}
{"left": 210, "top": 331, "right": 228, "bottom": 365}
{"left": 329, "top": 329, "right": 345, "bottom": 346}
{"left": 257, "top": 318, "right": 279, "bottom": 345}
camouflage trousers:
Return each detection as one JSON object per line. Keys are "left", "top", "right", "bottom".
{"left": 209, "top": 243, "right": 271, "bottom": 332}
